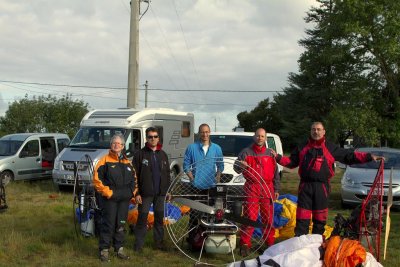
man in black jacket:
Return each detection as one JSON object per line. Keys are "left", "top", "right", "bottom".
{"left": 133, "top": 127, "right": 171, "bottom": 251}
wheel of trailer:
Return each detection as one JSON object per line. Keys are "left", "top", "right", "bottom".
{"left": 165, "top": 158, "right": 274, "bottom": 266}
{"left": 0, "top": 171, "right": 14, "bottom": 186}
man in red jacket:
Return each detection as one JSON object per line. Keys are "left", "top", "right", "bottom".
{"left": 273, "top": 122, "right": 383, "bottom": 237}
{"left": 234, "top": 128, "right": 280, "bottom": 257}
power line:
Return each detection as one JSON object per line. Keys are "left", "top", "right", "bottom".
{"left": 171, "top": 0, "right": 202, "bottom": 90}
{"left": 149, "top": 5, "right": 193, "bottom": 90}
{"left": 0, "top": 80, "right": 125, "bottom": 90}
{"left": 0, "top": 81, "right": 258, "bottom": 107}
{"left": 0, "top": 80, "right": 280, "bottom": 93}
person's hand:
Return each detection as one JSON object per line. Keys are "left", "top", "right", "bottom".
{"left": 187, "top": 171, "right": 194, "bottom": 182}
{"left": 166, "top": 193, "right": 172, "bottom": 202}
{"left": 215, "top": 172, "right": 221, "bottom": 183}
{"left": 135, "top": 194, "right": 142, "bottom": 205}
{"left": 371, "top": 154, "right": 385, "bottom": 161}
{"left": 270, "top": 149, "right": 277, "bottom": 158}
{"left": 275, "top": 192, "right": 280, "bottom": 200}
{"left": 240, "top": 160, "right": 249, "bottom": 168}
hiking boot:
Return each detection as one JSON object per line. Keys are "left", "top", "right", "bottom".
{"left": 154, "top": 240, "right": 167, "bottom": 251}
{"left": 239, "top": 244, "right": 250, "bottom": 257}
{"left": 99, "top": 248, "right": 110, "bottom": 262}
{"left": 133, "top": 244, "right": 143, "bottom": 253}
{"left": 116, "top": 247, "right": 130, "bottom": 260}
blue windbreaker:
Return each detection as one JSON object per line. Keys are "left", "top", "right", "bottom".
{"left": 183, "top": 141, "right": 224, "bottom": 189}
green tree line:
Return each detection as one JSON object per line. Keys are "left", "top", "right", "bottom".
{"left": 0, "top": 94, "right": 88, "bottom": 138}
{"left": 237, "top": 0, "right": 400, "bottom": 150}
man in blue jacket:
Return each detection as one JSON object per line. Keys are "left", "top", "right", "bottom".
{"left": 183, "top": 123, "right": 224, "bottom": 247}
{"left": 183, "top": 123, "right": 224, "bottom": 189}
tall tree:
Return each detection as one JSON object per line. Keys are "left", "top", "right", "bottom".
{"left": 272, "top": 0, "right": 340, "bottom": 148}
{"left": 236, "top": 0, "right": 400, "bottom": 149}
{"left": 237, "top": 98, "right": 283, "bottom": 134}
{"left": 0, "top": 94, "right": 89, "bottom": 138}
{"left": 333, "top": 0, "right": 400, "bottom": 146}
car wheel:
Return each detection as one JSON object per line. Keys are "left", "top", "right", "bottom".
{"left": 0, "top": 171, "right": 14, "bottom": 186}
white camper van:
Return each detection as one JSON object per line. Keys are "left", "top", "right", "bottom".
{"left": 210, "top": 131, "right": 283, "bottom": 186}
{"left": 52, "top": 108, "right": 194, "bottom": 189}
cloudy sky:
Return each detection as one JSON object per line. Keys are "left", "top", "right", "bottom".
{"left": 0, "top": 0, "right": 316, "bottom": 132}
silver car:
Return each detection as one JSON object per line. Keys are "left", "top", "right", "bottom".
{"left": 341, "top": 147, "right": 400, "bottom": 208}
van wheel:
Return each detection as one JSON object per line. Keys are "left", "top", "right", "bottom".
{"left": 0, "top": 171, "right": 14, "bottom": 186}
{"left": 170, "top": 168, "right": 178, "bottom": 181}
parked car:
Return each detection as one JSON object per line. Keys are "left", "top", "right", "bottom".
{"left": 0, "top": 133, "right": 70, "bottom": 185}
{"left": 341, "top": 147, "right": 400, "bottom": 208}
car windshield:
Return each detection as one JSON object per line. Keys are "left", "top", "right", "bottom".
{"left": 69, "top": 128, "right": 126, "bottom": 149}
{"left": 210, "top": 135, "right": 253, "bottom": 157}
{"left": 0, "top": 140, "right": 24, "bottom": 156}
{"left": 350, "top": 150, "right": 400, "bottom": 169}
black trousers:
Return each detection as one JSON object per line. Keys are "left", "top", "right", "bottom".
{"left": 295, "top": 181, "right": 329, "bottom": 236}
{"left": 134, "top": 195, "right": 165, "bottom": 249}
{"left": 98, "top": 197, "right": 130, "bottom": 251}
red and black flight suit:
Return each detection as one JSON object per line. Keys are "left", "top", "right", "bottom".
{"left": 234, "top": 143, "right": 280, "bottom": 247}
{"left": 276, "top": 137, "right": 373, "bottom": 236}
{"left": 93, "top": 150, "right": 136, "bottom": 252}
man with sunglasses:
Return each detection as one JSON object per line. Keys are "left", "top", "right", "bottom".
{"left": 133, "top": 127, "right": 171, "bottom": 252}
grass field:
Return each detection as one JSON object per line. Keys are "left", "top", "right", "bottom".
{"left": 0, "top": 169, "right": 398, "bottom": 267}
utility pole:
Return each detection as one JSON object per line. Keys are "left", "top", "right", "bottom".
{"left": 127, "top": 0, "right": 140, "bottom": 108}
{"left": 144, "top": 80, "right": 148, "bottom": 108}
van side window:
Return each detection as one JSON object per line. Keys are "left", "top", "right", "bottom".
{"left": 57, "top": 138, "right": 69, "bottom": 152}
{"left": 20, "top": 140, "right": 39, "bottom": 157}
{"left": 124, "top": 130, "right": 141, "bottom": 157}
{"left": 267, "top": 137, "right": 276, "bottom": 151}
{"left": 182, "top": 121, "right": 191, "bottom": 137}
{"left": 154, "top": 126, "right": 164, "bottom": 144}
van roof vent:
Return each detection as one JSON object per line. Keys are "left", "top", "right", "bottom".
{"left": 89, "top": 110, "right": 138, "bottom": 119}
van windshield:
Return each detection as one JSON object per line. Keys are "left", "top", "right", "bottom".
{"left": 0, "top": 140, "right": 24, "bottom": 156}
{"left": 210, "top": 135, "right": 253, "bottom": 157}
{"left": 69, "top": 128, "right": 126, "bottom": 149}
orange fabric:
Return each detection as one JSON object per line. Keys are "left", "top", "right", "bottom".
{"left": 324, "top": 236, "right": 366, "bottom": 267}
{"left": 127, "top": 209, "right": 155, "bottom": 227}
{"left": 180, "top": 205, "right": 190, "bottom": 214}
{"left": 128, "top": 205, "right": 191, "bottom": 226}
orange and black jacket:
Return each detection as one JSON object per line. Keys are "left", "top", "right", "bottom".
{"left": 93, "top": 150, "right": 137, "bottom": 200}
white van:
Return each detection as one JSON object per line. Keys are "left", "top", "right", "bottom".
{"left": 0, "top": 133, "right": 70, "bottom": 185}
{"left": 210, "top": 131, "right": 283, "bottom": 186}
{"left": 52, "top": 108, "right": 194, "bottom": 189}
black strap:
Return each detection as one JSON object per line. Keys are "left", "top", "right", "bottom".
{"left": 263, "top": 258, "right": 281, "bottom": 267}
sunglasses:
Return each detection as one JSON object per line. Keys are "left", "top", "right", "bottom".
{"left": 147, "top": 135, "right": 159, "bottom": 139}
